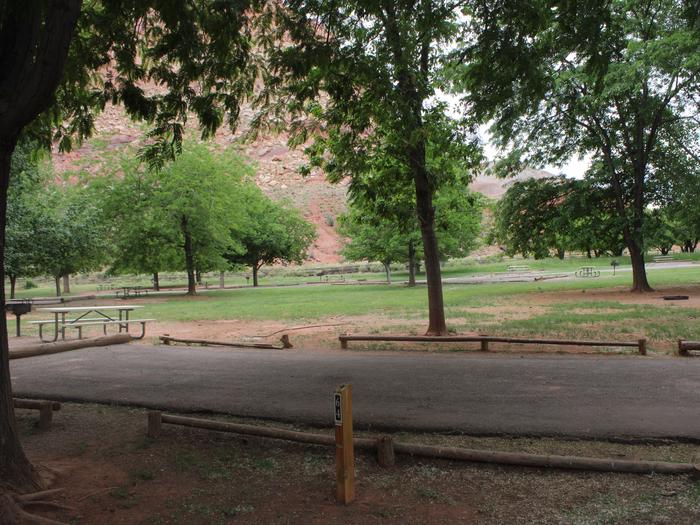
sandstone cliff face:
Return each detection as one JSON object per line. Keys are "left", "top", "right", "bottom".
{"left": 51, "top": 103, "right": 550, "bottom": 264}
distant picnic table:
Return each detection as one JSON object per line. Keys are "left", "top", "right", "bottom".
{"left": 30, "top": 305, "right": 153, "bottom": 342}
{"left": 575, "top": 266, "right": 601, "bottom": 278}
{"left": 116, "top": 286, "right": 150, "bottom": 299}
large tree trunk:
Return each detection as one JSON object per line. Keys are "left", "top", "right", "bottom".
{"left": 628, "top": 241, "right": 653, "bottom": 292}
{"left": 152, "top": 272, "right": 160, "bottom": 291}
{"left": 54, "top": 276, "right": 61, "bottom": 297}
{"left": 0, "top": 0, "right": 82, "bottom": 491}
{"left": 383, "top": 262, "right": 392, "bottom": 284}
{"left": 0, "top": 142, "right": 40, "bottom": 491}
{"left": 181, "top": 217, "right": 196, "bottom": 295}
{"left": 413, "top": 165, "right": 446, "bottom": 335}
{"left": 9, "top": 275, "right": 16, "bottom": 300}
{"left": 62, "top": 274, "right": 70, "bottom": 294}
{"left": 252, "top": 265, "right": 260, "bottom": 287}
{"left": 407, "top": 242, "right": 416, "bottom": 287}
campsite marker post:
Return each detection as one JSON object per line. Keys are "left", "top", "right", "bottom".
{"left": 334, "top": 383, "right": 355, "bottom": 504}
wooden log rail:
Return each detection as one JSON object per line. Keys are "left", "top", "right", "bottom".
{"left": 678, "top": 339, "right": 700, "bottom": 356}
{"left": 147, "top": 412, "right": 698, "bottom": 476}
{"left": 339, "top": 335, "right": 647, "bottom": 355}
{"left": 13, "top": 398, "right": 61, "bottom": 430}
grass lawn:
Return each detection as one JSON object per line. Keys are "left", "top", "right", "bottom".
{"left": 136, "top": 266, "right": 700, "bottom": 322}
{"left": 11, "top": 263, "right": 700, "bottom": 354}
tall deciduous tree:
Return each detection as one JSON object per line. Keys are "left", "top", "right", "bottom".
{"left": 340, "top": 184, "right": 483, "bottom": 283}
{"left": 33, "top": 184, "right": 108, "bottom": 296}
{"left": 454, "top": 0, "right": 700, "bottom": 292}
{"left": 0, "top": 0, "right": 256, "bottom": 492}
{"left": 228, "top": 185, "right": 316, "bottom": 286}
{"left": 257, "top": 1, "right": 480, "bottom": 334}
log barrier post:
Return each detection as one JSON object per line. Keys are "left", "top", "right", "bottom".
{"left": 38, "top": 402, "right": 54, "bottom": 430}
{"left": 480, "top": 339, "right": 489, "bottom": 352}
{"left": 638, "top": 338, "right": 647, "bottom": 356}
{"left": 148, "top": 411, "right": 163, "bottom": 439}
{"left": 377, "top": 435, "right": 395, "bottom": 467}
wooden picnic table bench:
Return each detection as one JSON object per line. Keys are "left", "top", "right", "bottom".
{"left": 653, "top": 255, "right": 675, "bottom": 263}
{"left": 29, "top": 305, "right": 153, "bottom": 342}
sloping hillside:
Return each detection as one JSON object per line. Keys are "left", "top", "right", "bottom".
{"left": 51, "top": 103, "right": 551, "bottom": 263}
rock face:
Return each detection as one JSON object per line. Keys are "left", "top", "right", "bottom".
{"left": 52, "top": 103, "right": 551, "bottom": 263}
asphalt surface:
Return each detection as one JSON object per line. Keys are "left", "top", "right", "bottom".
{"left": 10, "top": 344, "right": 700, "bottom": 441}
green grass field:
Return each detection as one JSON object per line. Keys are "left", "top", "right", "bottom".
{"left": 10, "top": 259, "right": 700, "bottom": 353}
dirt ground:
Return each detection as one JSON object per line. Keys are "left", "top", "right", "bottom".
{"left": 14, "top": 403, "right": 700, "bottom": 524}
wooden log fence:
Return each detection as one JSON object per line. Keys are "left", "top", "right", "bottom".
{"left": 9, "top": 334, "right": 132, "bottom": 360}
{"left": 13, "top": 398, "right": 61, "bottom": 430}
{"left": 678, "top": 339, "right": 700, "bottom": 357}
{"left": 339, "top": 334, "right": 647, "bottom": 355}
{"left": 159, "top": 334, "right": 292, "bottom": 349}
{"left": 147, "top": 411, "right": 698, "bottom": 476}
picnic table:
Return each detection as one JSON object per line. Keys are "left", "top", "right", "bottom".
{"left": 575, "top": 266, "right": 601, "bottom": 278}
{"left": 116, "top": 286, "right": 150, "bottom": 299}
{"left": 30, "top": 305, "right": 153, "bottom": 342}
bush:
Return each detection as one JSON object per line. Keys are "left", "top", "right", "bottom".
{"left": 24, "top": 279, "right": 37, "bottom": 289}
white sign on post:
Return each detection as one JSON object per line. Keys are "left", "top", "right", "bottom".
{"left": 334, "top": 392, "right": 342, "bottom": 426}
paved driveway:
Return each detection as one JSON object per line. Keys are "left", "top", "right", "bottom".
{"left": 11, "top": 344, "right": 700, "bottom": 441}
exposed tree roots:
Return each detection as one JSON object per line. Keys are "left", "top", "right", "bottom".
{"left": 0, "top": 489, "right": 71, "bottom": 524}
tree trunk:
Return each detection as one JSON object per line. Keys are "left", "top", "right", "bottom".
{"left": 660, "top": 247, "right": 670, "bottom": 256}
{"left": 182, "top": 217, "right": 196, "bottom": 295}
{"left": 54, "top": 276, "right": 61, "bottom": 297}
{"left": 0, "top": 141, "right": 40, "bottom": 491}
{"left": 62, "top": 274, "right": 70, "bottom": 294}
{"left": 556, "top": 248, "right": 565, "bottom": 260}
{"left": 407, "top": 242, "right": 416, "bottom": 287}
{"left": 152, "top": 272, "right": 160, "bottom": 291}
{"left": 0, "top": 0, "right": 82, "bottom": 491}
{"left": 9, "top": 275, "right": 15, "bottom": 300}
{"left": 383, "top": 262, "right": 392, "bottom": 284}
{"left": 252, "top": 264, "right": 259, "bottom": 287}
{"left": 586, "top": 248, "right": 592, "bottom": 259}
{"left": 219, "top": 271, "right": 225, "bottom": 289}
{"left": 195, "top": 269, "right": 202, "bottom": 285}
{"left": 628, "top": 241, "right": 653, "bottom": 292}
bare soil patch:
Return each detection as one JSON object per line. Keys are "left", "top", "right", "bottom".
{"left": 14, "top": 403, "right": 700, "bottom": 524}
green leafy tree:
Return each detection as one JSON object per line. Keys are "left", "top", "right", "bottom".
{"left": 33, "top": 184, "right": 108, "bottom": 297}
{"left": 258, "top": 2, "right": 481, "bottom": 335}
{"left": 494, "top": 176, "right": 628, "bottom": 260}
{"left": 228, "top": 185, "right": 317, "bottom": 286}
{"left": 340, "top": 183, "right": 483, "bottom": 282}
{"left": 0, "top": 2, "right": 258, "bottom": 490}
{"left": 454, "top": 0, "right": 700, "bottom": 292}
{"left": 338, "top": 210, "right": 407, "bottom": 284}
{"left": 93, "top": 157, "right": 180, "bottom": 290}
{"left": 5, "top": 142, "right": 47, "bottom": 298}
{"left": 143, "top": 144, "right": 250, "bottom": 295}
{"left": 494, "top": 177, "right": 576, "bottom": 260}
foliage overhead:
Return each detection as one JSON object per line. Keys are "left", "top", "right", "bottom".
{"left": 453, "top": 0, "right": 700, "bottom": 290}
